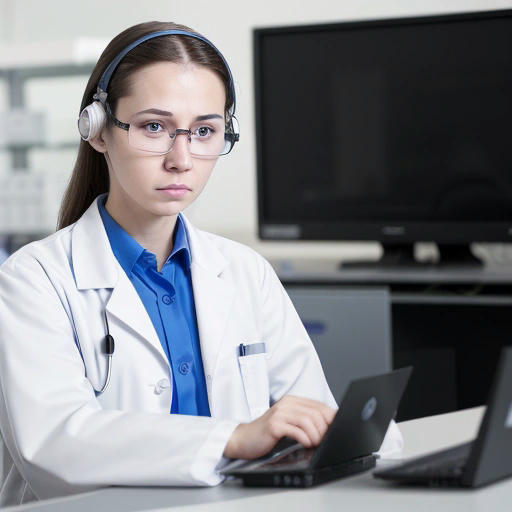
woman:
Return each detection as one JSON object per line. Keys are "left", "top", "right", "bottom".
{"left": 0, "top": 21, "right": 402, "bottom": 506}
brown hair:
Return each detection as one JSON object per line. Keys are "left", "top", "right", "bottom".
{"left": 57, "top": 21, "right": 234, "bottom": 229}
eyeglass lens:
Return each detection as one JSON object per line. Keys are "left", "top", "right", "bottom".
{"left": 127, "top": 116, "right": 231, "bottom": 157}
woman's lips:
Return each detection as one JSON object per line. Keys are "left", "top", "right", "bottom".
{"left": 157, "top": 184, "right": 191, "bottom": 198}
{"left": 158, "top": 184, "right": 190, "bottom": 190}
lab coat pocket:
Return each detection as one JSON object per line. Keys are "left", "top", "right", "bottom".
{"left": 238, "top": 351, "right": 270, "bottom": 420}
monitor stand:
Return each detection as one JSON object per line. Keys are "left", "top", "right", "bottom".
{"left": 437, "top": 244, "right": 483, "bottom": 267}
{"left": 340, "top": 243, "right": 484, "bottom": 269}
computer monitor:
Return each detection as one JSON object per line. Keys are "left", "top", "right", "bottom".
{"left": 254, "top": 9, "right": 512, "bottom": 266}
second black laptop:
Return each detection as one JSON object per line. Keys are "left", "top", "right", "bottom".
{"left": 374, "top": 346, "right": 512, "bottom": 488}
{"left": 221, "top": 366, "right": 412, "bottom": 487}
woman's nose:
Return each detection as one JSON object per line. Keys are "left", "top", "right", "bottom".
{"left": 164, "top": 132, "right": 193, "bottom": 171}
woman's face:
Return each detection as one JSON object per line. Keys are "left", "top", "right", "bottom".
{"left": 96, "top": 61, "right": 226, "bottom": 220}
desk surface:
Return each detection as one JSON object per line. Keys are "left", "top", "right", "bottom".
{"left": 277, "top": 262, "right": 512, "bottom": 285}
{"left": 7, "top": 406, "right": 512, "bottom": 512}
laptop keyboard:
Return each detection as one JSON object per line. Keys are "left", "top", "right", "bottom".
{"left": 376, "top": 441, "right": 472, "bottom": 480}
{"left": 397, "top": 454, "right": 467, "bottom": 478}
{"left": 221, "top": 438, "right": 309, "bottom": 473}
{"left": 264, "top": 447, "right": 315, "bottom": 469}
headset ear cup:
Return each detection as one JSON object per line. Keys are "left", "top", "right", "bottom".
{"left": 77, "top": 101, "right": 106, "bottom": 141}
{"left": 229, "top": 115, "right": 240, "bottom": 142}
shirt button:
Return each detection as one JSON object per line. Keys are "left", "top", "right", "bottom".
{"left": 162, "top": 294, "right": 175, "bottom": 305}
{"left": 179, "top": 362, "right": 191, "bottom": 375}
{"left": 154, "top": 378, "right": 170, "bottom": 394}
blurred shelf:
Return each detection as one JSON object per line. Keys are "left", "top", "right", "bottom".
{"left": 0, "top": 42, "right": 96, "bottom": 169}
{"left": 0, "top": 38, "right": 107, "bottom": 70}
{"left": 1, "top": 141, "right": 79, "bottom": 151}
{"left": 0, "top": 42, "right": 92, "bottom": 233}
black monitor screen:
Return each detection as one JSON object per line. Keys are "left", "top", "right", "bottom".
{"left": 254, "top": 10, "right": 512, "bottom": 242}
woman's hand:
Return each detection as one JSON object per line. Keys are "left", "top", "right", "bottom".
{"left": 223, "top": 395, "right": 337, "bottom": 460}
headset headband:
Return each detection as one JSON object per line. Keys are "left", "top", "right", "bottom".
{"left": 95, "top": 29, "right": 236, "bottom": 115}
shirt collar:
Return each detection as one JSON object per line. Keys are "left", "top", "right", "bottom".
{"left": 171, "top": 213, "right": 192, "bottom": 269}
{"left": 98, "top": 197, "right": 144, "bottom": 277}
{"left": 98, "top": 196, "right": 191, "bottom": 276}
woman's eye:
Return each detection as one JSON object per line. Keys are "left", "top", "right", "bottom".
{"left": 144, "top": 122, "right": 163, "bottom": 133}
{"left": 195, "top": 126, "right": 214, "bottom": 137}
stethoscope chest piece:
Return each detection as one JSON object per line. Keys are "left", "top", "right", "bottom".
{"left": 95, "top": 313, "right": 115, "bottom": 396}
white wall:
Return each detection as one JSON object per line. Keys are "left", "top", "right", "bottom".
{"left": 2, "top": 0, "right": 512, "bottom": 262}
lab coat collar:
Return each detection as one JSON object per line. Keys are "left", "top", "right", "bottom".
{"left": 71, "top": 195, "right": 167, "bottom": 364}
{"left": 71, "top": 194, "right": 235, "bottom": 380}
{"left": 97, "top": 194, "right": 145, "bottom": 278}
{"left": 72, "top": 194, "right": 118, "bottom": 290}
{"left": 71, "top": 194, "right": 230, "bottom": 288}
{"left": 180, "top": 215, "right": 230, "bottom": 277}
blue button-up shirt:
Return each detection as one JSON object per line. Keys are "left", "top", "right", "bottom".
{"left": 98, "top": 197, "right": 210, "bottom": 417}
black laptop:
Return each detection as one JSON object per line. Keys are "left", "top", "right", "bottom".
{"left": 373, "top": 346, "right": 512, "bottom": 488}
{"left": 221, "top": 366, "right": 412, "bottom": 488}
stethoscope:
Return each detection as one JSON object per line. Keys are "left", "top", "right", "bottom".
{"left": 74, "top": 310, "right": 115, "bottom": 396}
{"left": 96, "top": 311, "right": 115, "bottom": 396}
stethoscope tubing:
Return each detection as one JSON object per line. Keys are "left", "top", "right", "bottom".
{"left": 96, "top": 312, "right": 115, "bottom": 396}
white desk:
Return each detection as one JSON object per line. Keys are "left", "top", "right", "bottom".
{"left": 6, "top": 406, "right": 512, "bottom": 512}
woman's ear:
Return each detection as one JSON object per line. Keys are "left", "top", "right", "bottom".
{"left": 88, "top": 131, "right": 108, "bottom": 154}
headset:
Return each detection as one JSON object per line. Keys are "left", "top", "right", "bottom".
{"left": 78, "top": 29, "right": 239, "bottom": 396}
{"left": 77, "top": 29, "right": 239, "bottom": 146}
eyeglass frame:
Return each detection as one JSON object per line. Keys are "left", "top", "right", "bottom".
{"left": 104, "top": 102, "right": 239, "bottom": 157}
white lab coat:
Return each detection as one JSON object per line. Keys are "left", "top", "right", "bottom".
{"left": 0, "top": 194, "right": 402, "bottom": 507}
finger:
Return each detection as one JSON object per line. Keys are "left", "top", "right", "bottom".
{"left": 290, "top": 413, "right": 323, "bottom": 446}
{"left": 271, "top": 407, "right": 323, "bottom": 446}
{"left": 277, "top": 424, "right": 314, "bottom": 448}
{"left": 294, "top": 397, "right": 338, "bottom": 425}
{"left": 320, "top": 405, "right": 337, "bottom": 425}
{"left": 273, "top": 396, "right": 335, "bottom": 435}
{"left": 279, "top": 403, "right": 327, "bottom": 443}
{"left": 266, "top": 413, "right": 314, "bottom": 447}
{"left": 294, "top": 404, "right": 331, "bottom": 440}
{"left": 284, "top": 395, "right": 337, "bottom": 424}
